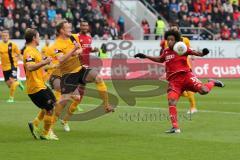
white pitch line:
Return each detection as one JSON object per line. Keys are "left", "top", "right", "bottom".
{"left": 118, "top": 106, "right": 240, "bottom": 115}
{"left": 1, "top": 100, "right": 240, "bottom": 115}
{"left": 137, "top": 100, "right": 240, "bottom": 105}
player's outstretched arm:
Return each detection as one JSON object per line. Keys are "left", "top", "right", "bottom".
{"left": 134, "top": 53, "right": 164, "bottom": 63}
{"left": 188, "top": 48, "right": 209, "bottom": 57}
{"left": 26, "top": 57, "right": 52, "bottom": 71}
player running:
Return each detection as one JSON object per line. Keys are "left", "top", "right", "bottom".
{"left": 45, "top": 31, "right": 81, "bottom": 132}
{"left": 52, "top": 20, "right": 114, "bottom": 131}
{"left": 160, "top": 24, "right": 197, "bottom": 114}
{"left": 23, "top": 28, "right": 58, "bottom": 140}
{"left": 78, "top": 20, "right": 99, "bottom": 66}
{"left": 0, "top": 30, "right": 24, "bottom": 102}
{"left": 134, "top": 30, "right": 224, "bottom": 133}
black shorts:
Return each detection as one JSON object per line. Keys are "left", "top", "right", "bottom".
{"left": 3, "top": 68, "right": 17, "bottom": 81}
{"left": 49, "top": 75, "right": 61, "bottom": 90}
{"left": 28, "top": 87, "right": 56, "bottom": 111}
{"left": 61, "top": 67, "right": 91, "bottom": 94}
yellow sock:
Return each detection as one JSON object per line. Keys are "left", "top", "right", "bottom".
{"left": 96, "top": 81, "right": 109, "bottom": 107}
{"left": 43, "top": 114, "right": 53, "bottom": 136}
{"left": 10, "top": 81, "right": 20, "bottom": 98}
{"left": 187, "top": 91, "right": 196, "bottom": 109}
{"left": 53, "top": 103, "right": 65, "bottom": 124}
{"left": 32, "top": 110, "right": 45, "bottom": 127}
{"left": 63, "top": 100, "right": 80, "bottom": 122}
{"left": 54, "top": 90, "right": 61, "bottom": 102}
{"left": 182, "top": 91, "right": 188, "bottom": 97}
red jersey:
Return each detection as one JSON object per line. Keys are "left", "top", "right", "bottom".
{"left": 160, "top": 48, "right": 193, "bottom": 80}
{"left": 78, "top": 33, "right": 93, "bottom": 65}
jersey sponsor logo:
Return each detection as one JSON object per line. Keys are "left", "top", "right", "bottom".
{"left": 165, "top": 54, "right": 175, "bottom": 61}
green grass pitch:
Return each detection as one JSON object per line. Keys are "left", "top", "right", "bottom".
{"left": 0, "top": 79, "right": 240, "bottom": 160}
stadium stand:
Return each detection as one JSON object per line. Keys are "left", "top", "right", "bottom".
{"left": 143, "top": 0, "right": 240, "bottom": 40}
{"left": 0, "top": 0, "right": 121, "bottom": 40}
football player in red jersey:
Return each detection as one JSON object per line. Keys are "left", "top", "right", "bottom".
{"left": 134, "top": 30, "right": 224, "bottom": 133}
{"left": 78, "top": 20, "right": 99, "bottom": 66}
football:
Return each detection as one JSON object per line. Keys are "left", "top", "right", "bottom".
{"left": 173, "top": 42, "right": 188, "bottom": 55}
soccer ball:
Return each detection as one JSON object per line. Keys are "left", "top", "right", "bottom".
{"left": 173, "top": 42, "right": 188, "bottom": 56}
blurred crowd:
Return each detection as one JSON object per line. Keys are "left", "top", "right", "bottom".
{"left": 147, "top": 0, "right": 240, "bottom": 40}
{"left": 0, "top": 0, "right": 123, "bottom": 40}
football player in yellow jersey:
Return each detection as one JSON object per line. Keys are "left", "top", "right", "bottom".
{"left": 0, "top": 30, "right": 24, "bottom": 102}
{"left": 52, "top": 20, "right": 114, "bottom": 128}
{"left": 23, "top": 28, "right": 58, "bottom": 140}
{"left": 45, "top": 42, "right": 74, "bottom": 132}
{"left": 160, "top": 24, "right": 198, "bottom": 114}
{"left": 41, "top": 36, "right": 52, "bottom": 82}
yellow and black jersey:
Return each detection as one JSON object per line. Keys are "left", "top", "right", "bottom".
{"left": 44, "top": 44, "right": 61, "bottom": 77}
{"left": 23, "top": 45, "right": 46, "bottom": 94}
{"left": 53, "top": 34, "right": 82, "bottom": 75}
{"left": 0, "top": 41, "right": 20, "bottom": 71}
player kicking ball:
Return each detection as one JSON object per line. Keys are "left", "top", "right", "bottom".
{"left": 134, "top": 30, "right": 224, "bottom": 133}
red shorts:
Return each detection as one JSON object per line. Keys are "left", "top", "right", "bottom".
{"left": 167, "top": 71, "right": 202, "bottom": 95}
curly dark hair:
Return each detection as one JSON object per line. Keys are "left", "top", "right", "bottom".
{"left": 164, "top": 30, "right": 181, "bottom": 42}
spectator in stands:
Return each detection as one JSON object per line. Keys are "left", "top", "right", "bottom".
{"left": 19, "top": 22, "right": 27, "bottom": 38}
{"left": 13, "top": 30, "right": 21, "bottom": 39}
{"left": 92, "top": 22, "right": 104, "bottom": 39}
{"left": 13, "top": 3, "right": 21, "bottom": 16}
{"left": 155, "top": 16, "right": 165, "bottom": 40}
{"left": 30, "top": 3, "right": 39, "bottom": 19}
{"left": 187, "top": 0, "right": 194, "bottom": 12}
{"left": 233, "top": 8, "right": 240, "bottom": 22}
{"left": 12, "top": 22, "right": 19, "bottom": 35}
{"left": 179, "top": 0, "right": 188, "bottom": 13}
{"left": 117, "top": 16, "right": 125, "bottom": 37}
{"left": 205, "top": 0, "right": 212, "bottom": 14}
{"left": 159, "top": 0, "right": 169, "bottom": 20}
{"left": 4, "top": 0, "right": 15, "bottom": 15}
{"left": 232, "top": 32, "right": 238, "bottom": 40}
{"left": 47, "top": 5, "right": 56, "bottom": 21}
{"left": 223, "top": 1, "right": 234, "bottom": 13}
{"left": 169, "top": 0, "right": 179, "bottom": 12}
{"left": 212, "top": 7, "right": 222, "bottom": 23}
{"left": 83, "top": 5, "right": 94, "bottom": 24}
{"left": 65, "top": 8, "right": 73, "bottom": 21}
{"left": 0, "top": 12, "right": 5, "bottom": 30}
{"left": 4, "top": 14, "right": 14, "bottom": 31}
{"left": 101, "top": 0, "right": 112, "bottom": 17}
{"left": 14, "top": 13, "right": 20, "bottom": 24}
{"left": 225, "top": 15, "right": 233, "bottom": 28}
{"left": 179, "top": 15, "right": 190, "bottom": 34}
{"left": 237, "top": 25, "right": 240, "bottom": 38}
{"left": 169, "top": 7, "right": 179, "bottom": 24}
{"left": 109, "top": 22, "right": 119, "bottom": 40}
{"left": 142, "top": 19, "right": 151, "bottom": 40}
{"left": 39, "top": 22, "right": 49, "bottom": 38}
{"left": 221, "top": 25, "right": 231, "bottom": 40}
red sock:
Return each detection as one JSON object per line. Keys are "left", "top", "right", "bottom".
{"left": 205, "top": 81, "right": 214, "bottom": 91}
{"left": 169, "top": 105, "right": 178, "bottom": 128}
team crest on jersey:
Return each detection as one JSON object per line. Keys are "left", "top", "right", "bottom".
{"left": 26, "top": 55, "right": 34, "bottom": 62}
{"left": 54, "top": 49, "right": 61, "bottom": 54}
